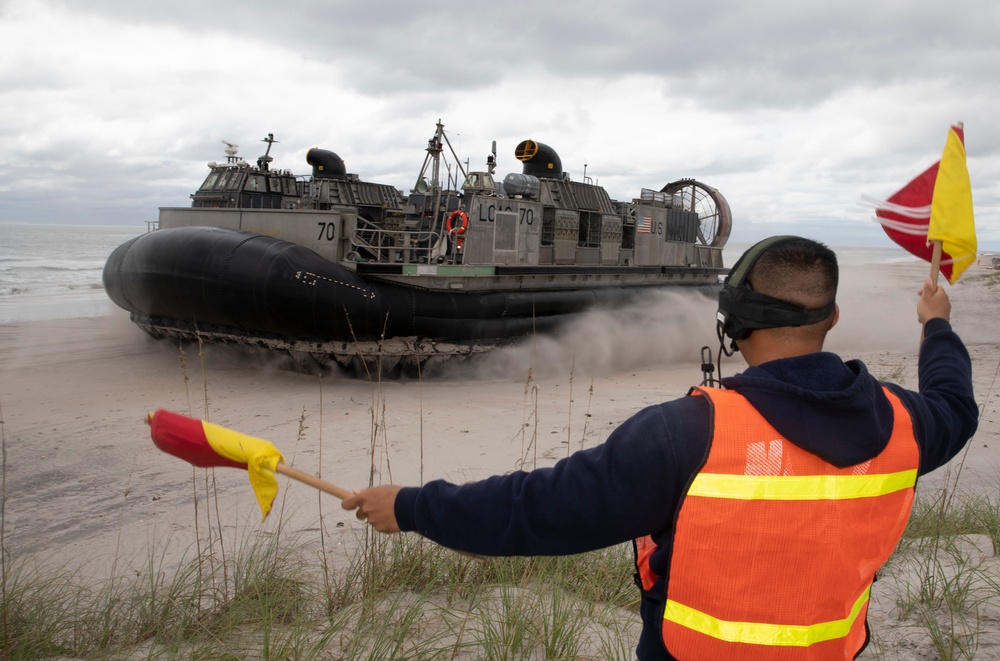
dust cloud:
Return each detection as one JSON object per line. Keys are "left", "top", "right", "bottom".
{"left": 459, "top": 290, "right": 719, "bottom": 381}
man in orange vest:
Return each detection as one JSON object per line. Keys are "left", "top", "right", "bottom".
{"left": 343, "top": 236, "right": 979, "bottom": 660}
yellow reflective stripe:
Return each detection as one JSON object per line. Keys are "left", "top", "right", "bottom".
{"left": 664, "top": 586, "right": 871, "bottom": 647}
{"left": 687, "top": 469, "right": 917, "bottom": 501}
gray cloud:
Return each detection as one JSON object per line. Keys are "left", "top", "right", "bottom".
{"left": 2, "top": 0, "right": 998, "bottom": 247}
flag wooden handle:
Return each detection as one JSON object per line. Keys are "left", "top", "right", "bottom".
{"left": 275, "top": 463, "right": 353, "bottom": 500}
{"left": 929, "top": 240, "right": 943, "bottom": 291}
{"left": 920, "top": 240, "right": 945, "bottom": 345}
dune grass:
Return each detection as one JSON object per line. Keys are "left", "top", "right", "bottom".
{"left": 0, "top": 522, "right": 639, "bottom": 659}
{"left": 2, "top": 484, "right": 999, "bottom": 659}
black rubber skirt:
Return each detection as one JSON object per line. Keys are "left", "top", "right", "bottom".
{"left": 103, "top": 226, "right": 695, "bottom": 343}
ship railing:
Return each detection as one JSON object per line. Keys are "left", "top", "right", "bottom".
{"left": 349, "top": 227, "right": 445, "bottom": 264}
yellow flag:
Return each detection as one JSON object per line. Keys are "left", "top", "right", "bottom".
{"left": 928, "top": 125, "right": 977, "bottom": 283}
{"left": 202, "top": 420, "right": 285, "bottom": 520}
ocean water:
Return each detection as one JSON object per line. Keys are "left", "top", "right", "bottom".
{"left": 722, "top": 241, "right": 922, "bottom": 268}
{"left": 0, "top": 223, "right": 145, "bottom": 324}
{"left": 0, "top": 222, "right": 917, "bottom": 326}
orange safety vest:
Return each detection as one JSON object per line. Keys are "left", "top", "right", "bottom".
{"left": 635, "top": 386, "right": 919, "bottom": 660}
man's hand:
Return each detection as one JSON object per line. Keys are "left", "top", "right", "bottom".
{"left": 342, "top": 485, "right": 404, "bottom": 533}
{"left": 917, "top": 277, "right": 952, "bottom": 324}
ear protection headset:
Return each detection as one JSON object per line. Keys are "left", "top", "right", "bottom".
{"left": 717, "top": 235, "right": 837, "bottom": 355}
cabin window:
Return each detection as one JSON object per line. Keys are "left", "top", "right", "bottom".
{"left": 226, "top": 172, "right": 245, "bottom": 190}
{"left": 220, "top": 169, "right": 242, "bottom": 190}
{"left": 202, "top": 171, "right": 221, "bottom": 190}
{"left": 245, "top": 175, "right": 264, "bottom": 192}
{"left": 269, "top": 175, "right": 290, "bottom": 194}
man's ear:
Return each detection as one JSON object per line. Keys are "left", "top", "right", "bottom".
{"left": 830, "top": 304, "right": 840, "bottom": 330}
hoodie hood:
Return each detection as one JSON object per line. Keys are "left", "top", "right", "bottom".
{"left": 720, "top": 352, "right": 894, "bottom": 468}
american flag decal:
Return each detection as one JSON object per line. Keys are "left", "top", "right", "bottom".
{"left": 637, "top": 216, "right": 652, "bottom": 234}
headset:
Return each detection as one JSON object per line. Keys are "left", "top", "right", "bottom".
{"left": 716, "top": 235, "right": 837, "bottom": 356}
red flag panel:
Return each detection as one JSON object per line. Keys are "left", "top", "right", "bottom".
{"left": 148, "top": 409, "right": 248, "bottom": 470}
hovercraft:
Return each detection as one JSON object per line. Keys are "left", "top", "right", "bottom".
{"left": 103, "top": 123, "right": 731, "bottom": 375}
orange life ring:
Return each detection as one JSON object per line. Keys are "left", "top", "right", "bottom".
{"left": 445, "top": 210, "right": 469, "bottom": 235}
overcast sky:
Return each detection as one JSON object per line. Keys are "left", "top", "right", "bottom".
{"left": 2, "top": 0, "right": 998, "bottom": 249}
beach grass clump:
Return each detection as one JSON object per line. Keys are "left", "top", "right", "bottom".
{"left": 0, "top": 562, "right": 80, "bottom": 658}
{"left": 967, "top": 269, "right": 1000, "bottom": 289}
{"left": 0, "top": 528, "right": 315, "bottom": 658}
{"left": 871, "top": 483, "right": 1000, "bottom": 660}
{"left": 899, "top": 483, "right": 1000, "bottom": 555}
{"left": 181, "top": 532, "right": 312, "bottom": 651}
{"left": 127, "top": 551, "right": 207, "bottom": 644}
{"left": 329, "top": 534, "right": 638, "bottom": 658}
{"left": 871, "top": 362, "right": 909, "bottom": 385}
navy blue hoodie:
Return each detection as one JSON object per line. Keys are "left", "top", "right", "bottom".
{"left": 394, "top": 318, "right": 978, "bottom": 660}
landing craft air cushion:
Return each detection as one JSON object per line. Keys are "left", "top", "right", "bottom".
{"left": 103, "top": 122, "right": 732, "bottom": 375}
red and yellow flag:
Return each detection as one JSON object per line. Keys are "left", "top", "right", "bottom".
{"left": 873, "top": 124, "right": 977, "bottom": 283}
{"left": 148, "top": 409, "right": 285, "bottom": 520}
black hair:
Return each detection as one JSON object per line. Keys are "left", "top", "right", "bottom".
{"left": 749, "top": 237, "right": 838, "bottom": 308}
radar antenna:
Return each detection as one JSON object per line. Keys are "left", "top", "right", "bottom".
{"left": 222, "top": 140, "right": 240, "bottom": 163}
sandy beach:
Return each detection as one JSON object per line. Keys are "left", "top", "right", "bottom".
{"left": 1, "top": 256, "right": 998, "bottom": 658}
